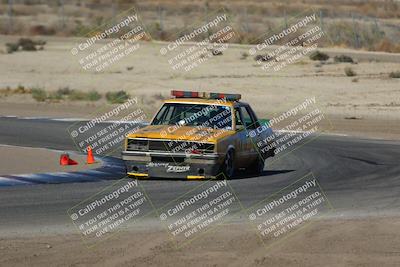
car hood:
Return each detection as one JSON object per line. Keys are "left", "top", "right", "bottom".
{"left": 127, "top": 125, "right": 235, "bottom": 143}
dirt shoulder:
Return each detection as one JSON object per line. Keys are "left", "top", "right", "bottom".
{"left": 0, "top": 217, "right": 398, "bottom": 267}
{"left": 0, "top": 145, "right": 97, "bottom": 175}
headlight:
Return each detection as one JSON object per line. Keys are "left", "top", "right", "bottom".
{"left": 127, "top": 139, "right": 148, "bottom": 151}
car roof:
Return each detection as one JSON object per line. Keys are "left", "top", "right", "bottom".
{"left": 164, "top": 98, "right": 248, "bottom": 107}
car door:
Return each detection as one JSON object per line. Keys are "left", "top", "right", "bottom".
{"left": 245, "top": 105, "right": 274, "bottom": 159}
{"left": 234, "top": 105, "right": 258, "bottom": 167}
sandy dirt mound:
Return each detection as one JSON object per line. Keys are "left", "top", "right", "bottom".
{"left": 0, "top": 217, "right": 399, "bottom": 267}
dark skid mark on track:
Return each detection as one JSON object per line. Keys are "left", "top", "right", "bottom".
{"left": 231, "top": 169, "right": 296, "bottom": 180}
{"left": 342, "top": 156, "right": 385, "bottom": 166}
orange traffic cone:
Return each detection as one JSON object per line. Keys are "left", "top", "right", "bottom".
{"left": 68, "top": 158, "right": 78, "bottom": 165}
{"left": 86, "top": 146, "right": 96, "bottom": 164}
{"left": 60, "top": 153, "right": 78, "bottom": 166}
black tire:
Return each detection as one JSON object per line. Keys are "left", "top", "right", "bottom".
{"left": 222, "top": 149, "right": 235, "bottom": 179}
{"left": 249, "top": 156, "right": 265, "bottom": 175}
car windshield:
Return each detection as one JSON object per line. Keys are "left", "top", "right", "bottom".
{"left": 151, "top": 103, "right": 233, "bottom": 129}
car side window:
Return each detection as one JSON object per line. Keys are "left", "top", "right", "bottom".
{"left": 153, "top": 105, "right": 167, "bottom": 124}
{"left": 245, "top": 106, "right": 260, "bottom": 128}
{"left": 235, "top": 108, "right": 244, "bottom": 130}
{"left": 240, "top": 106, "right": 257, "bottom": 129}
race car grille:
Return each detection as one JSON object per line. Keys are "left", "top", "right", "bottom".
{"left": 127, "top": 139, "right": 148, "bottom": 151}
{"left": 148, "top": 140, "right": 215, "bottom": 153}
{"left": 126, "top": 139, "right": 214, "bottom": 153}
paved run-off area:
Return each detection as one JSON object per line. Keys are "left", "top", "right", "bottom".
{"left": 0, "top": 118, "right": 399, "bottom": 266}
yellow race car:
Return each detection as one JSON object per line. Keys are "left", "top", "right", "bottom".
{"left": 122, "top": 90, "right": 275, "bottom": 179}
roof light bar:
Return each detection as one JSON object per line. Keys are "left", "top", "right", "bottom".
{"left": 171, "top": 90, "right": 241, "bottom": 101}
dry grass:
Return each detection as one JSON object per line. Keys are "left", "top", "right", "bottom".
{"left": 389, "top": 71, "right": 400, "bottom": 78}
{"left": 0, "top": 85, "right": 31, "bottom": 96}
{"left": 0, "top": 86, "right": 104, "bottom": 103}
{"left": 344, "top": 66, "right": 357, "bottom": 77}
{"left": 1, "top": 37, "right": 399, "bottom": 122}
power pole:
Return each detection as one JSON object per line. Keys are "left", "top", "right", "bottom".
{"left": 205, "top": 2, "right": 210, "bottom": 38}
{"left": 319, "top": 10, "right": 324, "bottom": 32}
{"left": 158, "top": 5, "right": 164, "bottom": 39}
{"left": 59, "top": 0, "right": 65, "bottom": 30}
{"left": 243, "top": 7, "right": 249, "bottom": 33}
{"left": 351, "top": 12, "right": 360, "bottom": 48}
{"left": 112, "top": 0, "right": 117, "bottom": 26}
{"left": 284, "top": 10, "right": 288, "bottom": 29}
{"left": 7, "top": 0, "right": 13, "bottom": 34}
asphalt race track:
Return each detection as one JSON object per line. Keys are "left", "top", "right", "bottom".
{"left": 0, "top": 117, "right": 399, "bottom": 235}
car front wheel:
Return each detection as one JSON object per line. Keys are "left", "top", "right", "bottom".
{"left": 222, "top": 149, "right": 235, "bottom": 179}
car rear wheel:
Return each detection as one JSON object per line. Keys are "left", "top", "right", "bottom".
{"left": 222, "top": 150, "right": 235, "bottom": 179}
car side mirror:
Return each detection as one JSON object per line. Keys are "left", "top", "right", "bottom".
{"left": 258, "top": 118, "right": 271, "bottom": 127}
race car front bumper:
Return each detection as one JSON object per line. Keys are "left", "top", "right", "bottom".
{"left": 121, "top": 150, "right": 223, "bottom": 179}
